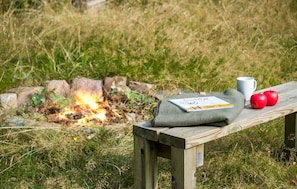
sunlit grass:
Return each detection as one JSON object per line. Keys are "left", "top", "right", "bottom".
{"left": 1, "top": 0, "right": 296, "bottom": 92}
{"left": 0, "top": 0, "right": 297, "bottom": 188}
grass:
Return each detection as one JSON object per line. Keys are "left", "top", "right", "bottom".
{"left": 0, "top": 0, "right": 297, "bottom": 188}
{"left": 0, "top": 126, "right": 134, "bottom": 188}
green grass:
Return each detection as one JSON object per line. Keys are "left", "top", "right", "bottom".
{"left": 0, "top": 126, "right": 134, "bottom": 188}
{"left": 0, "top": 0, "right": 297, "bottom": 188}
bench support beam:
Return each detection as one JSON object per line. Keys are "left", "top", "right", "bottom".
{"left": 171, "top": 144, "right": 204, "bottom": 189}
{"left": 134, "top": 136, "right": 158, "bottom": 189}
{"left": 284, "top": 112, "right": 297, "bottom": 151}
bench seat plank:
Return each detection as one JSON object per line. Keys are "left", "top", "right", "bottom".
{"left": 159, "top": 82, "right": 297, "bottom": 149}
{"left": 133, "top": 121, "right": 169, "bottom": 142}
{"left": 256, "top": 81, "right": 297, "bottom": 93}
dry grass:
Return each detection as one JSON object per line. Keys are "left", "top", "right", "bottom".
{"left": 1, "top": 0, "right": 296, "bottom": 91}
{"left": 0, "top": 0, "right": 297, "bottom": 188}
{"left": 80, "top": 0, "right": 297, "bottom": 90}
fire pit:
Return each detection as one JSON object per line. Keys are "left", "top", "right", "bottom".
{"left": 45, "top": 90, "right": 122, "bottom": 125}
{"left": 0, "top": 76, "right": 158, "bottom": 128}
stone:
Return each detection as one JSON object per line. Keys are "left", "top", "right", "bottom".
{"left": 128, "top": 81, "right": 156, "bottom": 95}
{"left": 103, "top": 76, "right": 127, "bottom": 95}
{"left": 9, "top": 87, "right": 44, "bottom": 108}
{"left": 125, "top": 112, "right": 136, "bottom": 123}
{"left": 70, "top": 77, "right": 104, "bottom": 100}
{"left": 0, "top": 93, "right": 18, "bottom": 109}
{"left": 4, "top": 116, "right": 24, "bottom": 127}
{"left": 46, "top": 80, "right": 70, "bottom": 97}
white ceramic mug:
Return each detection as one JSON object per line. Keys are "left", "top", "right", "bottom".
{"left": 237, "top": 76, "right": 257, "bottom": 101}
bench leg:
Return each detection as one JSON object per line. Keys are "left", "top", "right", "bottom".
{"left": 284, "top": 113, "right": 297, "bottom": 151}
{"left": 134, "top": 135, "right": 158, "bottom": 189}
{"left": 283, "top": 113, "right": 297, "bottom": 160}
{"left": 171, "top": 145, "right": 204, "bottom": 189}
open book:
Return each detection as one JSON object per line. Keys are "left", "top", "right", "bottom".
{"left": 168, "top": 96, "right": 234, "bottom": 112}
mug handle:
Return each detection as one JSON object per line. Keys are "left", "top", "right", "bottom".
{"left": 253, "top": 80, "right": 257, "bottom": 91}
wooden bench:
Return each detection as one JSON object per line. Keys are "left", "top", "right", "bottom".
{"left": 133, "top": 81, "right": 297, "bottom": 189}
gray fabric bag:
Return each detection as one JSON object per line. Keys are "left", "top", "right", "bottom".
{"left": 152, "top": 88, "right": 245, "bottom": 127}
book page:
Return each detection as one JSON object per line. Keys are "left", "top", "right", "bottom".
{"left": 169, "top": 96, "right": 234, "bottom": 112}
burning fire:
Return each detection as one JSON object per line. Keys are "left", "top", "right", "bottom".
{"left": 56, "top": 90, "right": 120, "bottom": 124}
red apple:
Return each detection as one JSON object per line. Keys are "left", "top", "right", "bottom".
{"left": 263, "top": 90, "right": 278, "bottom": 106}
{"left": 250, "top": 93, "right": 267, "bottom": 109}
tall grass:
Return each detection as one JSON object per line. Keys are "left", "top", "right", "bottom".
{"left": 1, "top": 0, "right": 296, "bottom": 92}
{"left": 0, "top": 0, "right": 297, "bottom": 188}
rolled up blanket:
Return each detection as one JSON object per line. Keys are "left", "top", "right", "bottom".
{"left": 152, "top": 88, "right": 245, "bottom": 127}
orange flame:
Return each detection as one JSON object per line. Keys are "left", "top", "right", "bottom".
{"left": 58, "top": 90, "right": 110, "bottom": 123}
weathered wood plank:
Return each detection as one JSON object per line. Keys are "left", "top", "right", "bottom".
{"left": 284, "top": 112, "right": 297, "bottom": 150}
{"left": 171, "top": 147, "right": 197, "bottom": 189}
{"left": 171, "top": 145, "right": 203, "bottom": 189}
{"left": 256, "top": 81, "right": 297, "bottom": 93}
{"left": 133, "top": 121, "right": 170, "bottom": 141}
{"left": 134, "top": 136, "right": 145, "bottom": 189}
{"left": 196, "top": 144, "right": 204, "bottom": 167}
{"left": 156, "top": 143, "right": 171, "bottom": 159}
{"left": 159, "top": 126, "right": 220, "bottom": 149}
{"left": 159, "top": 82, "right": 297, "bottom": 149}
{"left": 134, "top": 135, "right": 158, "bottom": 189}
